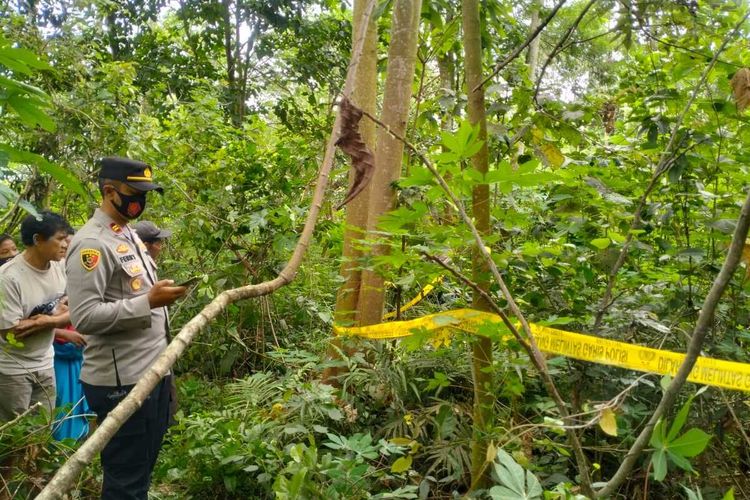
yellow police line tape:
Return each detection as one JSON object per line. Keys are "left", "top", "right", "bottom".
{"left": 382, "top": 277, "right": 443, "bottom": 320}
{"left": 335, "top": 308, "right": 750, "bottom": 393}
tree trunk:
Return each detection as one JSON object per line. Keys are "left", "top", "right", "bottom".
{"left": 462, "top": 0, "right": 494, "bottom": 488}
{"left": 358, "top": 0, "right": 422, "bottom": 326}
{"left": 323, "top": 0, "right": 379, "bottom": 383}
{"left": 435, "top": 14, "right": 456, "bottom": 225}
{"left": 333, "top": 0, "right": 379, "bottom": 326}
{"left": 526, "top": 5, "right": 541, "bottom": 79}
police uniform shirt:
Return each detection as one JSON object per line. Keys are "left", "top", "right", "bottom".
{"left": 66, "top": 208, "right": 168, "bottom": 386}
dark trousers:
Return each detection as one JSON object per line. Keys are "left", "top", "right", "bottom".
{"left": 82, "top": 376, "right": 171, "bottom": 500}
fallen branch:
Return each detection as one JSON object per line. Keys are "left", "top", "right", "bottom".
{"left": 361, "top": 109, "right": 593, "bottom": 496}
{"left": 595, "top": 186, "right": 750, "bottom": 497}
{"left": 36, "top": 1, "right": 378, "bottom": 497}
{"left": 473, "top": 0, "right": 568, "bottom": 92}
{"left": 593, "top": 9, "right": 750, "bottom": 329}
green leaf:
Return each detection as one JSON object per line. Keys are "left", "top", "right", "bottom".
{"left": 590, "top": 238, "right": 611, "bottom": 250}
{"left": 682, "top": 485, "right": 703, "bottom": 500}
{"left": 666, "top": 396, "right": 694, "bottom": 442}
{"left": 0, "top": 183, "right": 39, "bottom": 218}
{"left": 440, "top": 120, "right": 483, "bottom": 160}
{"left": 667, "top": 450, "right": 693, "bottom": 471}
{"left": 6, "top": 95, "right": 56, "bottom": 132}
{"left": 493, "top": 449, "right": 539, "bottom": 498}
{"left": 390, "top": 455, "right": 412, "bottom": 473}
{"left": 399, "top": 166, "right": 434, "bottom": 187}
{"left": 650, "top": 419, "right": 665, "bottom": 448}
{"left": 723, "top": 487, "right": 735, "bottom": 500}
{"left": 669, "top": 428, "right": 711, "bottom": 457}
{"left": 0, "top": 144, "right": 87, "bottom": 197}
{"left": 489, "top": 486, "right": 524, "bottom": 500}
{"left": 0, "top": 47, "right": 51, "bottom": 72}
{"left": 495, "top": 450, "right": 525, "bottom": 494}
{"left": 0, "top": 75, "right": 49, "bottom": 98}
{"left": 651, "top": 449, "right": 667, "bottom": 481}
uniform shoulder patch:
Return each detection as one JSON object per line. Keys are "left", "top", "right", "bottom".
{"left": 80, "top": 249, "right": 101, "bottom": 271}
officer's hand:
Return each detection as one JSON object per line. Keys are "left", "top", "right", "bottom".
{"left": 148, "top": 280, "right": 188, "bottom": 308}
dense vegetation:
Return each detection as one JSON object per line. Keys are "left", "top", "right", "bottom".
{"left": 3, "top": 0, "right": 750, "bottom": 498}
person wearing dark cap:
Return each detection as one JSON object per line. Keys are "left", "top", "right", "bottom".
{"left": 132, "top": 221, "right": 171, "bottom": 261}
{"left": 132, "top": 220, "right": 180, "bottom": 427}
{"left": 66, "top": 156, "right": 186, "bottom": 499}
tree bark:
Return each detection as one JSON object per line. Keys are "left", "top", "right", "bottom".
{"left": 462, "top": 0, "right": 494, "bottom": 488}
{"left": 358, "top": 0, "right": 423, "bottom": 326}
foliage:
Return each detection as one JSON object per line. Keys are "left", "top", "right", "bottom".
{"left": 649, "top": 388, "right": 712, "bottom": 482}
{"left": 489, "top": 448, "right": 544, "bottom": 500}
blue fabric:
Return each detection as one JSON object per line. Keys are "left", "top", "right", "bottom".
{"left": 52, "top": 342, "right": 90, "bottom": 441}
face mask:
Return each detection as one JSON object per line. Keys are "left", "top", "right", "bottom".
{"left": 0, "top": 256, "right": 12, "bottom": 267}
{"left": 113, "top": 189, "right": 147, "bottom": 219}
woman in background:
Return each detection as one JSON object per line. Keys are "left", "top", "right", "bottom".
{"left": 0, "top": 233, "right": 18, "bottom": 266}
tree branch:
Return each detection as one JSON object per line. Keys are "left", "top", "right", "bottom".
{"left": 36, "top": 1, "right": 379, "bottom": 497}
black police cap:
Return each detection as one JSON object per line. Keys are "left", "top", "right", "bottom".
{"left": 98, "top": 157, "right": 163, "bottom": 193}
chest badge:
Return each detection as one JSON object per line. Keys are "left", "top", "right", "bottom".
{"left": 129, "top": 263, "right": 143, "bottom": 275}
{"left": 116, "top": 244, "right": 129, "bottom": 253}
{"left": 130, "top": 277, "right": 143, "bottom": 291}
{"left": 80, "top": 249, "right": 101, "bottom": 271}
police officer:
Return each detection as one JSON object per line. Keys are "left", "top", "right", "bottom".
{"left": 132, "top": 220, "right": 171, "bottom": 261}
{"left": 66, "top": 157, "right": 186, "bottom": 499}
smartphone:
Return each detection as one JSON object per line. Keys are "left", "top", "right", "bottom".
{"left": 177, "top": 276, "right": 202, "bottom": 288}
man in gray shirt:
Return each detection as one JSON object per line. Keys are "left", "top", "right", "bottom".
{"left": 0, "top": 211, "right": 72, "bottom": 421}
{"left": 66, "top": 157, "right": 186, "bottom": 500}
